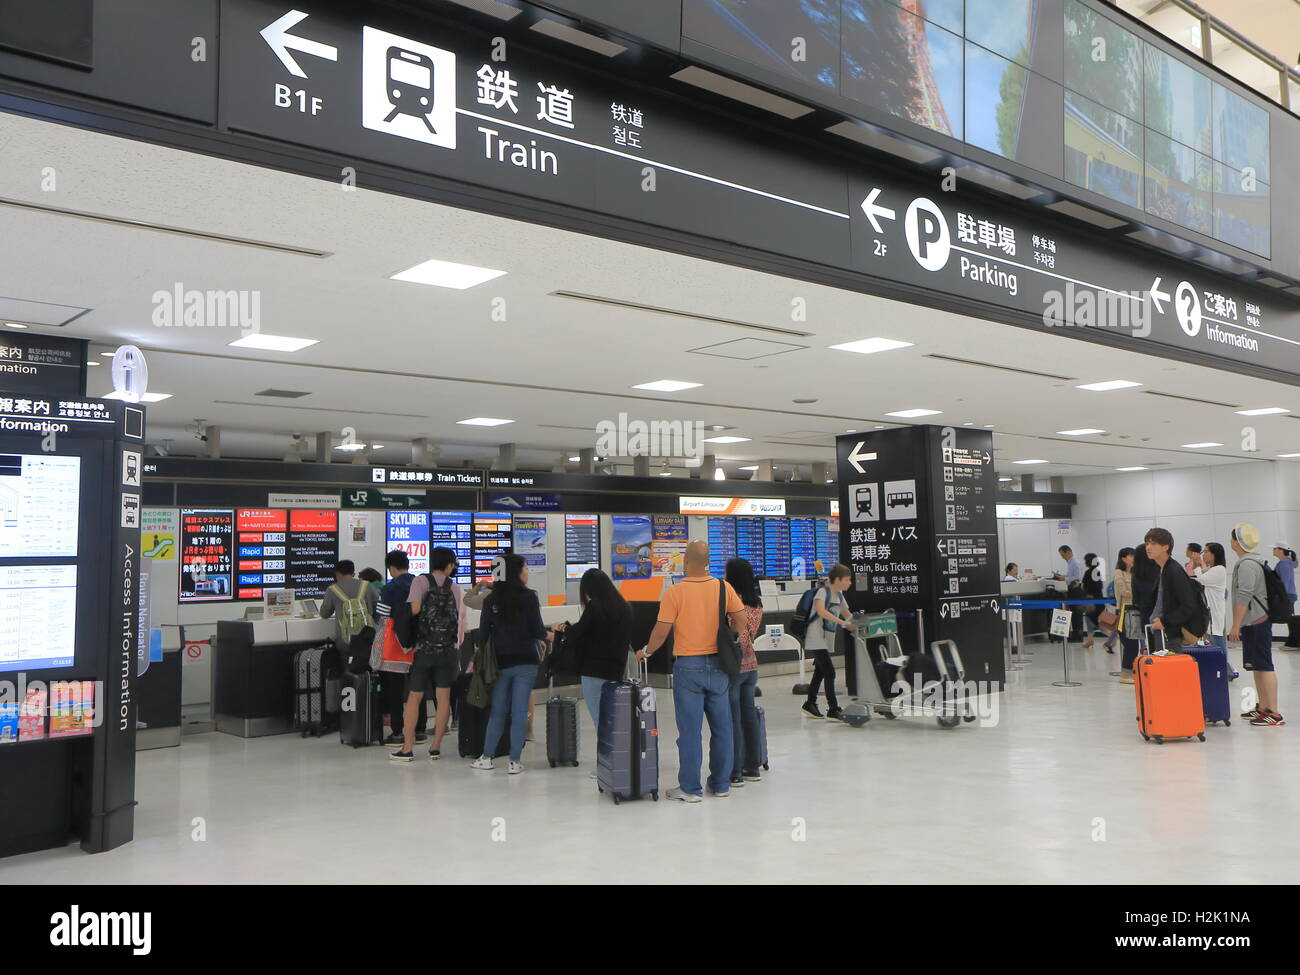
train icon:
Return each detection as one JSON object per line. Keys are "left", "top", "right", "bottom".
{"left": 362, "top": 27, "right": 457, "bottom": 150}
{"left": 855, "top": 485, "right": 874, "bottom": 518}
{"left": 384, "top": 46, "right": 438, "bottom": 132}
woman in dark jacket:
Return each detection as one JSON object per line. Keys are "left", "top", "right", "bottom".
{"left": 1129, "top": 543, "right": 1160, "bottom": 673}
{"left": 473, "top": 554, "right": 548, "bottom": 774}
{"left": 558, "top": 568, "right": 633, "bottom": 731}
{"left": 1080, "top": 552, "right": 1105, "bottom": 648}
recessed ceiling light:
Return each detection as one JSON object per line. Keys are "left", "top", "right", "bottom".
{"left": 568, "top": 456, "right": 580, "bottom": 462}
{"left": 229, "top": 333, "right": 319, "bottom": 352}
{"left": 845, "top": 429, "right": 857, "bottom": 433}
{"left": 86, "top": 360, "right": 99, "bottom": 366}
{"left": 1116, "top": 466, "right": 1149, "bottom": 471}
{"left": 874, "top": 425, "right": 884, "bottom": 429}
{"left": 633, "top": 380, "right": 702, "bottom": 392}
{"left": 100, "top": 351, "right": 116, "bottom": 356}
{"left": 1278, "top": 453, "right": 1300, "bottom": 458}
{"left": 1013, "top": 459, "right": 1049, "bottom": 465}
{"left": 963, "top": 422, "right": 973, "bottom": 426}
{"left": 103, "top": 391, "right": 171, "bottom": 403}
{"left": 658, "top": 471, "right": 674, "bottom": 476}
{"left": 828, "top": 337, "right": 914, "bottom": 355}
{"left": 1057, "top": 428, "right": 1106, "bottom": 436}
{"left": 998, "top": 477, "right": 1012, "bottom": 482}
{"left": 703, "top": 435, "right": 750, "bottom": 444}
{"left": 4, "top": 322, "right": 28, "bottom": 329}
{"left": 391, "top": 258, "right": 507, "bottom": 290}
{"left": 984, "top": 424, "right": 994, "bottom": 428}
{"left": 884, "top": 408, "right": 942, "bottom": 418}
{"left": 713, "top": 467, "right": 726, "bottom": 481}
{"left": 1235, "top": 407, "right": 1290, "bottom": 416}
{"left": 738, "top": 465, "right": 759, "bottom": 471}
{"left": 335, "top": 443, "right": 367, "bottom": 452}
{"left": 1077, "top": 380, "right": 1142, "bottom": 391}
{"left": 458, "top": 417, "right": 515, "bottom": 426}
{"left": 1182, "top": 442, "right": 1223, "bottom": 449}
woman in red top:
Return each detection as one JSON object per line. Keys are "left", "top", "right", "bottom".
{"left": 725, "top": 558, "right": 765, "bottom": 787}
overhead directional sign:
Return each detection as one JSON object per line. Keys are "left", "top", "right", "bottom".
{"left": 860, "top": 187, "right": 895, "bottom": 235}
{"left": 260, "top": 9, "right": 338, "bottom": 78}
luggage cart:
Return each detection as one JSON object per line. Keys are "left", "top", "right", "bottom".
{"left": 841, "top": 611, "right": 977, "bottom": 729}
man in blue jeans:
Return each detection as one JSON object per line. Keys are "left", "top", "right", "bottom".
{"left": 641, "top": 540, "right": 747, "bottom": 801}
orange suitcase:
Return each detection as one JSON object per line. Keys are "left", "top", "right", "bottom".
{"left": 1134, "top": 654, "right": 1205, "bottom": 743}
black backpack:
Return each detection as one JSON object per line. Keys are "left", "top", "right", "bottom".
{"left": 1259, "top": 562, "right": 1296, "bottom": 624}
{"left": 788, "top": 585, "right": 824, "bottom": 640}
{"left": 1185, "top": 577, "right": 1210, "bottom": 638}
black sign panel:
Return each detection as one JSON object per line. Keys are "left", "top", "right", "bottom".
{"left": 0, "top": 0, "right": 217, "bottom": 122}
{"left": 534, "top": 0, "right": 683, "bottom": 52}
{"left": 837, "top": 425, "right": 1003, "bottom": 688}
{"left": 213, "top": 0, "right": 1299, "bottom": 380}
{"left": 219, "top": 0, "right": 849, "bottom": 270}
{"left": 0, "top": 333, "right": 86, "bottom": 396}
{"left": 0, "top": 0, "right": 93, "bottom": 68}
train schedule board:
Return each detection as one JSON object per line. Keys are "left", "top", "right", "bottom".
{"left": 564, "top": 514, "right": 600, "bottom": 581}
{"left": 180, "top": 509, "right": 235, "bottom": 601}
{"left": 763, "top": 516, "right": 792, "bottom": 578}
{"left": 706, "top": 517, "right": 736, "bottom": 577}
{"left": 735, "top": 516, "right": 766, "bottom": 577}
{"left": 235, "top": 508, "right": 288, "bottom": 600}
{"left": 790, "top": 517, "right": 816, "bottom": 579}
{"left": 287, "top": 509, "right": 338, "bottom": 600}
{"left": 472, "top": 512, "right": 512, "bottom": 582}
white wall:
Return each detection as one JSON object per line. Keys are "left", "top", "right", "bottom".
{"left": 999, "top": 460, "right": 1300, "bottom": 583}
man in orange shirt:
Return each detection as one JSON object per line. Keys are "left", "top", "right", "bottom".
{"left": 640, "top": 540, "right": 747, "bottom": 801}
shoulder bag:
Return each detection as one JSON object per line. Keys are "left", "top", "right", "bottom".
{"left": 715, "top": 579, "right": 742, "bottom": 676}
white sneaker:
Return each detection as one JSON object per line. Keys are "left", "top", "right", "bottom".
{"left": 508, "top": 761, "right": 524, "bottom": 775}
{"left": 588, "top": 770, "right": 598, "bottom": 780}
{"left": 470, "top": 756, "right": 494, "bottom": 771}
{"left": 665, "top": 787, "right": 702, "bottom": 803}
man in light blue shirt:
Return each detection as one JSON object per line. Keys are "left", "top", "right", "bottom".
{"left": 1054, "top": 545, "right": 1083, "bottom": 636}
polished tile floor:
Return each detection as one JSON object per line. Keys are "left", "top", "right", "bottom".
{"left": 4, "top": 641, "right": 1298, "bottom": 884}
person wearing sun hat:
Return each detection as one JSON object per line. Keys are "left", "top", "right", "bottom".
{"left": 1230, "top": 524, "right": 1283, "bottom": 726}
{"left": 1271, "top": 541, "right": 1299, "bottom": 649}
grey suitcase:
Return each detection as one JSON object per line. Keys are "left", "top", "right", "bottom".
{"left": 339, "top": 670, "right": 383, "bottom": 747}
{"left": 755, "top": 704, "right": 769, "bottom": 771}
{"left": 597, "top": 660, "right": 658, "bottom": 803}
{"left": 294, "top": 645, "right": 341, "bottom": 737}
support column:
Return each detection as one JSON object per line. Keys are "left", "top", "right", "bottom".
{"left": 1049, "top": 476, "right": 1065, "bottom": 493}
{"left": 632, "top": 455, "right": 650, "bottom": 477}
{"left": 495, "top": 443, "right": 516, "bottom": 471}
{"left": 202, "top": 425, "right": 221, "bottom": 460}
{"left": 577, "top": 448, "right": 595, "bottom": 474}
{"left": 752, "top": 459, "right": 774, "bottom": 482}
{"left": 411, "top": 437, "right": 438, "bottom": 467}
{"left": 811, "top": 462, "right": 830, "bottom": 484}
{"left": 1020, "top": 474, "right": 1035, "bottom": 494}
{"left": 315, "top": 431, "right": 332, "bottom": 463}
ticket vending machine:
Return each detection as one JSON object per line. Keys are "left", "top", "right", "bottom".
{"left": 0, "top": 393, "right": 145, "bottom": 857}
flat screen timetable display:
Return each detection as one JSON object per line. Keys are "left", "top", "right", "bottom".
{"left": 790, "top": 517, "right": 816, "bottom": 577}
{"left": 472, "top": 513, "right": 512, "bottom": 582}
{"left": 564, "top": 514, "right": 600, "bottom": 580}
{"left": 706, "top": 517, "right": 736, "bottom": 577}
{"left": 735, "top": 516, "right": 766, "bottom": 576}
{"left": 0, "top": 564, "right": 77, "bottom": 672}
{"left": 287, "top": 510, "right": 338, "bottom": 600}
{"left": 236, "top": 508, "right": 287, "bottom": 600}
{"left": 762, "top": 517, "right": 791, "bottom": 578}
{"left": 0, "top": 453, "right": 80, "bottom": 557}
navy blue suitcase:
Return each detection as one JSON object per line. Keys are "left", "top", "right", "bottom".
{"left": 1181, "top": 646, "right": 1231, "bottom": 726}
{"left": 755, "top": 704, "right": 769, "bottom": 771}
{"left": 597, "top": 674, "right": 659, "bottom": 803}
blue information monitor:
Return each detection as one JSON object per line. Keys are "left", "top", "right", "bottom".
{"left": 706, "top": 517, "right": 736, "bottom": 577}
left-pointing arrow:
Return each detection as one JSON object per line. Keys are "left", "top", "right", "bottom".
{"left": 261, "top": 9, "right": 338, "bottom": 79}
{"left": 1149, "top": 276, "right": 1171, "bottom": 315}
{"left": 860, "top": 187, "right": 896, "bottom": 234}
{"left": 847, "top": 442, "right": 877, "bottom": 474}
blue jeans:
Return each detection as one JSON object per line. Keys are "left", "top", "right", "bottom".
{"left": 729, "top": 670, "right": 760, "bottom": 777}
{"left": 581, "top": 675, "right": 609, "bottom": 728}
{"left": 672, "top": 654, "right": 733, "bottom": 795}
{"left": 1208, "top": 634, "right": 1228, "bottom": 652}
{"left": 483, "top": 663, "right": 538, "bottom": 762}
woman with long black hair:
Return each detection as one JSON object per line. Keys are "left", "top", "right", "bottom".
{"left": 557, "top": 568, "right": 633, "bottom": 731}
{"left": 1123, "top": 543, "right": 1160, "bottom": 684}
{"left": 473, "top": 554, "right": 548, "bottom": 774}
{"left": 724, "top": 557, "right": 764, "bottom": 787}
{"left": 1080, "top": 552, "right": 1105, "bottom": 648}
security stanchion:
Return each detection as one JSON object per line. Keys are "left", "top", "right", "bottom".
{"left": 1052, "top": 601, "right": 1083, "bottom": 687}
{"left": 1003, "top": 610, "right": 1024, "bottom": 672}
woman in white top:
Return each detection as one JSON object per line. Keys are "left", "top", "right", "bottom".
{"left": 1195, "top": 541, "right": 1229, "bottom": 653}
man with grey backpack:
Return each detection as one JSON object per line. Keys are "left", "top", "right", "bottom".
{"left": 321, "top": 560, "right": 377, "bottom": 672}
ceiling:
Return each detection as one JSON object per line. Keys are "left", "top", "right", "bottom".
{"left": 0, "top": 110, "right": 1296, "bottom": 482}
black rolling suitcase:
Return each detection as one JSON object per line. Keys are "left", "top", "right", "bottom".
{"left": 294, "top": 645, "right": 341, "bottom": 737}
{"left": 339, "top": 670, "right": 383, "bottom": 747}
{"left": 456, "top": 681, "right": 510, "bottom": 758}
{"left": 596, "top": 660, "right": 658, "bottom": 803}
{"left": 546, "top": 695, "right": 579, "bottom": 767}
{"left": 755, "top": 704, "right": 770, "bottom": 771}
